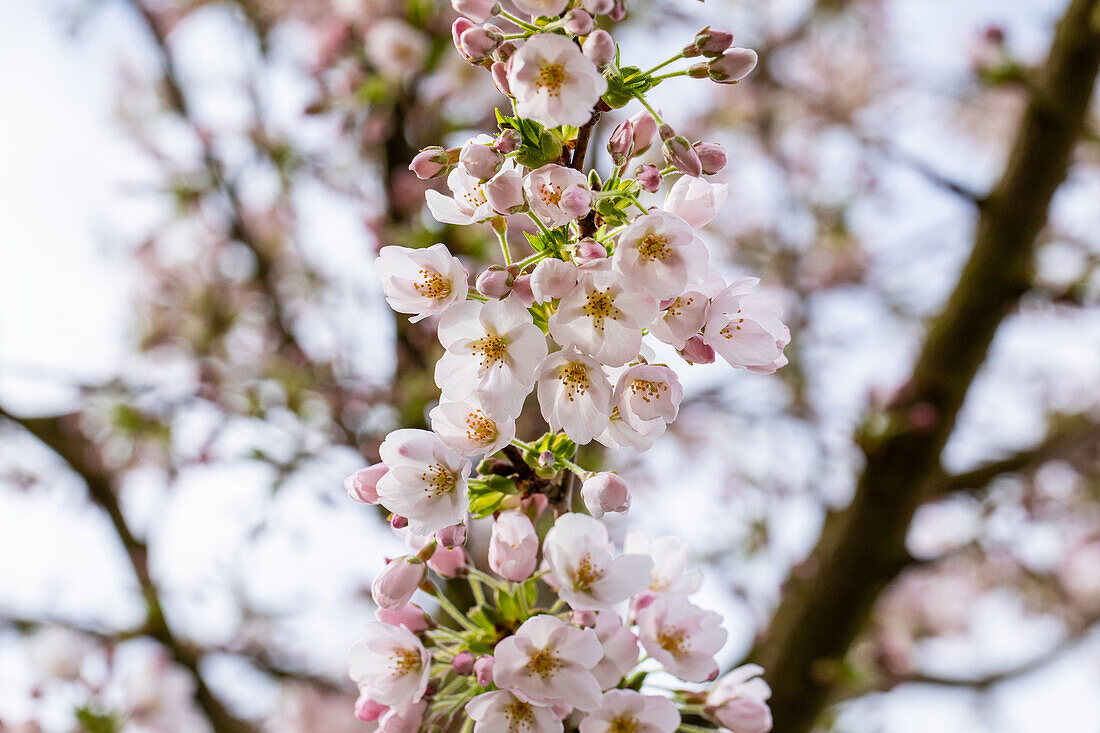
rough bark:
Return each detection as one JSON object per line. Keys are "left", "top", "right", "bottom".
{"left": 753, "top": 2, "right": 1100, "bottom": 731}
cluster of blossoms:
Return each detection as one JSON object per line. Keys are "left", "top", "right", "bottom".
{"left": 346, "top": 1, "right": 787, "bottom": 731}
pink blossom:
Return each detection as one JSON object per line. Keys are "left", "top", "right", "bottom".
{"left": 579, "top": 690, "right": 681, "bottom": 733}
{"left": 476, "top": 267, "right": 514, "bottom": 299}
{"left": 376, "top": 429, "right": 472, "bottom": 535}
{"left": 649, "top": 291, "right": 709, "bottom": 349}
{"left": 460, "top": 139, "right": 504, "bottom": 180}
{"left": 347, "top": 622, "right": 430, "bottom": 705}
{"left": 492, "top": 614, "right": 604, "bottom": 711}
{"left": 508, "top": 35, "right": 607, "bottom": 128}
{"left": 560, "top": 184, "right": 592, "bottom": 218}
{"left": 705, "top": 664, "right": 773, "bottom": 733}
{"left": 563, "top": 9, "right": 594, "bottom": 35}
{"left": 371, "top": 556, "right": 426, "bottom": 610}
{"left": 575, "top": 239, "right": 607, "bottom": 264}
{"left": 535, "top": 348, "right": 613, "bottom": 444}
{"left": 612, "top": 211, "right": 708, "bottom": 301}
{"left": 702, "top": 277, "right": 790, "bottom": 373}
{"left": 614, "top": 364, "right": 683, "bottom": 427}
{"left": 542, "top": 513, "right": 652, "bottom": 611}
{"left": 375, "top": 244, "right": 469, "bottom": 323}
{"left": 355, "top": 693, "right": 387, "bottom": 722}
{"left": 590, "top": 612, "right": 639, "bottom": 689}
{"left": 635, "top": 596, "right": 727, "bottom": 682}
{"left": 474, "top": 654, "right": 495, "bottom": 687}
{"left": 436, "top": 522, "right": 468, "bottom": 548}
{"left": 466, "top": 690, "right": 562, "bottom": 733}
{"left": 525, "top": 164, "right": 589, "bottom": 227}
{"left": 345, "top": 465, "right": 387, "bottom": 504}
{"left": 636, "top": 164, "right": 661, "bottom": 192}
{"left": 378, "top": 699, "right": 427, "bottom": 733}
{"left": 597, "top": 407, "right": 666, "bottom": 452}
{"left": 680, "top": 334, "right": 716, "bottom": 364}
{"left": 664, "top": 175, "right": 728, "bottom": 228}
{"left": 489, "top": 511, "right": 540, "bottom": 581}
{"left": 582, "top": 30, "right": 616, "bottom": 67}
{"left": 426, "top": 159, "right": 514, "bottom": 225}
{"left": 530, "top": 258, "right": 579, "bottom": 302}
{"left": 581, "top": 472, "right": 631, "bottom": 518}
{"left": 485, "top": 168, "right": 525, "bottom": 214}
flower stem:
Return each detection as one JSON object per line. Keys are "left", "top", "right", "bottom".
{"left": 650, "top": 69, "right": 691, "bottom": 83}
{"left": 631, "top": 90, "right": 666, "bottom": 127}
{"left": 509, "top": 438, "right": 588, "bottom": 477}
{"left": 632, "top": 52, "right": 686, "bottom": 79}
{"left": 514, "top": 249, "right": 553, "bottom": 270}
{"left": 498, "top": 10, "right": 539, "bottom": 31}
{"left": 432, "top": 589, "right": 481, "bottom": 633}
{"left": 493, "top": 218, "right": 513, "bottom": 265}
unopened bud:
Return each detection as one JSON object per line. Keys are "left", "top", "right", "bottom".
{"left": 485, "top": 170, "right": 525, "bottom": 214}
{"left": 494, "top": 128, "right": 521, "bottom": 153}
{"left": 345, "top": 465, "right": 387, "bottom": 504}
{"left": 490, "top": 60, "right": 511, "bottom": 95}
{"left": 574, "top": 238, "right": 607, "bottom": 264}
{"left": 390, "top": 514, "right": 409, "bottom": 530}
{"left": 582, "top": 0, "right": 614, "bottom": 13}
{"left": 559, "top": 184, "right": 592, "bottom": 218}
{"left": 476, "top": 267, "right": 514, "bottom": 299}
{"left": 583, "top": 29, "right": 615, "bottom": 67}
{"left": 451, "top": 18, "right": 476, "bottom": 57}
{"left": 436, "top": 523, "right": 468, "bottom": 548}
{"left": 694, "top": 141, "right": 727, "bottom": 175}
{"left": 511, "top": 274, "right": 535, "bottom": 306}
{"left": 708, "top": 47, "right": 758, "bottom": 83}
{"left": 573, "top": 610, "right": 598, "bottom": 627}
{"left": 452, "top": 0, "right": 498, "bottom": 22}
{"left": 607, "top": 120, "right": 634, "bottom": 166}
{"left": 474, "top": 655, "right": 495, "bottom": 687}
{"left": 371, "top": 556, "right": 424, "bottom": 609}
{"left": 453, "top": 650, "right": 475, "bottom": 675}
{"left": 409, "top": 146, "right": 450, "bottom": 180}
{"left": 581, "top": 471, "right": 631, "bottom": 518}
{"left": 460, "top": 140, "right": 504, "bottom": 180}
{"left": 608, "top": 0, "right": 626, "bottom": 21}
{"left": 680, "top": 334, "right": 716, "bottom": 364}
{"left": 663, "top": 135, "right": 703, "bottom": 177}
{"left": 460, "top": 25, "right": 503, "bottom": 61}
{"left": 695, "top": 27, "right": 733, "bottom": 57}
{"left": 538, "top": 450, "right": 556, "bottom": 467}
{"left": 635, "top": 163, "right": 661, "bottom": 192}
{"left": 563, "top": 8, "right": 594, "bottom": 35}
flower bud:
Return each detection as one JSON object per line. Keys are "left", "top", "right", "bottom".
{"left": 460, "top": 141, "right": 504, "bottom": 181}
{"left": 474, "top": 654, "right": 495, "bottom": 687}
{"left": 460, "top": 25, "right": 503, "bottom": 61}
{"left": 371, "top": 556, "right": 425, "bottom": 609}
{"left": 494, "top": 128, "right": 521, "bottom": 153}
{"left": 390, "top": 514, "right": 409, "bottom": 530}
{"left": 355, "top": 694, "right": 388, "bottom": 722}
{"left": 695, "top": 27, "right": 734, "bottom": 57}
{"left": 377, "top": 602, "right": 432, "bottom": 632}
{"left": 476, "top": 267, "right": 514, "bottom": 299}
{"left": 427, "top": 544, "right": 467, "bottom": 578}
{"left": 636, "top": 163, "right": 661, "bottom": 192}
{"left": 680, "top": 334, "right": 716, "bottom": 364}
{"left": 563, "top": 8, "right": 594, "bottom": 35}
{"left": 452, "top": 0, "right": 497, "bottom": 22}
{"left": 485, "top": 169, "right": 525, "bottom": 215}
{"left": 573, "top": 610, "right": 598, "bottom": 627}
{"left": 694, "top": 141, "right": 727, "bottom": 175}
{"left": 708, "top": 47, "right": 758, "bottom": 83}
{"left": 574, "top": 238, "right": 607, "bottom": 264}
{"left": 530, "top": 257, "right": 579, "bottom": 301}
{"left": 512, "top": 274, "right": 535, "bottom": 305}
{"left": 704, "top": 665, "right": 774, "bottom": 733}
{"left": 345, "top": 465, "right": 387, "bottom": 504}
{"left": 538, "top": 450, "right": 556, "bottom": 467}
{"left": 581, "top": 472, "right": 631, "bottom": 518}
{"left": 436, "top": 522, "right": 468, "bottom": 548}
{"left": 559, "top": 184, "right": 592, "bottom": 218}
{"left": 491, "top": 60, "right": 511, "bottom": 94}
{"left": 520, "top": 492, "right": 549, "bottom": 519}
{"left": 582, "top": 0, "right": 614, "bottom": 14}
{"left": 583, "top": 29, "right": 615, "bottom": 67}
{"left": 451, "top": 17, "right": 476, "bottom": 56}
{"left": 608, "top": 0, "right": 626, "bottom": 21}
{"left": 663, "top": 135, "right": 703, "bottom": 177}
{"left": 453, "top": 650, "right": 475, "bottom": 675}
{"left": 607, "top": 120, "right": 634, "bottom": 166}
{"left": 489, "top": 511, "right": 539, "bottom": 581}
{"left": 630, "top": 110, "right": 658, "bottom": 152}
{"left": 408, "top": 146, "right": 450, "bottom": 180}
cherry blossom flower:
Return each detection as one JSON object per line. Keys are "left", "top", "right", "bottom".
{"left": 430, "top": 399, "right": 515, "bottom": 456}
{"left": 371, "top": 556, "right": 426, "bottom": 609}
{"left": 542, "top": 513, "right": 652, "bottom": 611}
{"left": 346, "top": 465, "right": 387, "bottom": 504}
{"left": 436, "top": 297, "right": 548, "bottom": 420}
{"left": 530, "top": 257, "right": 579, "bottom": 302}
{"left": 635, "top": 596, "right": 727, "bottom": 682}
{"left": 513, "top": 0, "right": 569, "bottom": 17}
{"left": 378, "top": 699, "right": 427, "bottom": 733}
{"left": 702, "top": 277, "right": 790, "bottom": 374}
{"left": 489, "top": 511, "right": 540, "bottom": 581}
{"left": 347, "top": 622, "right": 430, "bottom": 706}
{"left": 507, "top": 34, "right": 607, "bottom": 128}
{"left": 705, "top": 664, "right": 773, "bottom": 733}
{"left": 549, "top": 262, "right": 658, "bottom": 367}
{"left": 648, "top": 291, "right": 709, "bottom": 349}
{"left": 376, "top": 429, "right": 472, "bottom": 535}
{"left": 664, "top": 175, "right": 729, "bottom": 228}
{"left": 581, "top": 472, "right": 631, "bottom": 518}
{"left": 525, "top": 164, "right": 589, "bottom": 227}
{"left": 596, "top": 407, "right": 666, "bottom": 452}
{"left": 612, "top": 211, "right": 708, "bottom": 301}
{"left": 623, "top": 531, "right": 703, "bottom": 596}
{"left": 535, "top": 348, "right": 613, "bottom": 444}
{"left": 376, "top": 604, "right": 432, "bottom": 633}
{"left": 579, "top": 690, "right": 681, "bottom": 733}
{"left": 465, "top": 690, "right": 563, "bottom": 733}
{"left": 485, "top": 168, "right": 526, "bottom": 214}
{"left": 492, "top": 614, "right": 604, "bottom": 711}
{"left": 613, "top": 364, "right": 683, "bottom": 428}
{"left": 590, "top": 612, "right": 639, "bottom": 690}
{"left": 375, "top": 244, "right": 469, "bottom": 323}
{"left": 426, "top": 163, "right": 507, "bottom": 225}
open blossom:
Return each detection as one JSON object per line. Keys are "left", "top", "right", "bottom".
{"left": 581, "top": 472, "right": 631, "bottom": 518}
{"left": 430, "top": 399, "right": 515, "bottom": 456}
{"left": 623, "top": 531, "right": 703, "bottom": 596}
{"left": 375, "top": 244, "right": 469, "bottom": 323}
{"left": 426, "top": 162, "right": 509, "bottom": 225}
{"left": 372, "top": 556, "right": 426, "bottom": 609}
{"left": 612, "top": 211, "right": 708, "bottom": 301}
{"left": 376, "top": 429, "right": 472, "bottom": 535}
{"left": 549, "top": 262, "right": 658, "bottom": 367}
{"left": 436, "top": 297, "right": 548, "bottom": 420}
{"left": 597, "top": 407, "right": 666, "bottom": 452}
{"left": 507, "top": 34, "right": 608, "bottom": 128}
{"left": 489, "top": 511, "right": 540, "bottom": 581}
{"left": 536, "top": 348, "right": 613, "bottom": 444}
{"left": 664, "top": 175, "right": 729, "bottom": 229}
{"left": 614, "top": 364, "right": 683, "bottom": 428}
{"left": 649, "top": 291, "right": 709, "bottom": 349}
{"left": 348, "top": 622, "right": 430, "bottom": 706}
{"left": 590, "top": 612, "right": 639, "bottom": 689}
{"left": 542, "top": 513, "right": 652, "bottom": 611}
{"left": 466, "top": 690, "right": 563, "bottom": 733}
{"left": 702, "top": 277, "right": 790, "bottom": 374}
{"left": 525, "top": 164, "right": 589, "bottom": 227}
{"left": 705, "top": 664, "right": 773, "bottom": 733}
{"left": 492, "top": 614, "right": 604, "bottom": 711}
{"left": 579, "top": 690, "right": 681, "bottom": 733}
{"left": 635, "top": 596, "right": 727, "bottom": 682}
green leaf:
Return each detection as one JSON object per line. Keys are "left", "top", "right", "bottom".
{"left": 75, "top": 708, "right": 121, "bottom": 733}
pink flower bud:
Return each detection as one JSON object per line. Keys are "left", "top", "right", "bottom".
{"left": 390, "top": 514, "right": 408, "bottom": 530}
{"left": 663, "top": 135, "right": 703, "bottom": 177}
{"left": 452, "top": 0, "right": 497, "bottom": 22}
{"left": 538, "top": 450, "right": 556, "bottom": 467}
{"left": 355, "top": 694, "right": 388, "bottom": 722}
{"left": 636, "top": 163, "right": 661, "bottom": 192}
{"left": 708, "top": 47, "right": 758, "bottom": 83}
{"left": 460, "top": 25, "right": 502, "bottom": 61}
{"left": 494, "top": 128, "right": 521, "bottom": 153}
{"left": 607, "top": 120, "right": 634, "bottom": 165}
{"left": 695, "top": 27, "right": 734, "bottom": 57}
{"left": 408, "top": 147, "right": 450, "bottom": 180}
{"left": 573, "top": 610, "right": 598, "bottom": 627}
{"left": 559, "top": 184, "right": 592, "bottom": 218}
{"left": 511, "top": 274, "right": 535, "bottom": 306}
{"left": 530, "top": 257, "right": 579, "bottom": 301}
{"left": 428, "top": 544, "right": 467, "bottom": 578}
{"left": 474, "top": 655, "right": 495, "bottom": 687}
{"left": 680, "top": 334, "right": 716, "bottom": 364}
{"left": 451, "top": 18, "right": 476, "bottom": 56}
{"left": 453, "top": 650, "right": 475, "bottom": 675}
{"left": 491, "top": 60, "right": 511, "bottom": 94}
{"left": 709, "top": 697, "right": 771, "bottom": 732}
{"left": 489, "top": 511, "right": 539, "bottom": 581}
{"left": 485, "top": 169, "right": 525, "bottom": 214}
{"left": 608, "top": 0, "right": 626, "bottom": 21}
{"left": 436, "top": 523, "right": 468, "bottom": 548}
{"left": 581, "top": 471, "right": 631, "bottom": 518}
{"left": 345, "top": 465, "right": 387, "bottom": 504}
{"left": 629, "top": 110, "right": 658, "bottom": 152}
{"left": 582, "top": 0, "right": 613, "bottom": 13}
{"left": 694, "top": 141, "right": 727, "bottom": 175}
{"left": 477, "top": 267, "right": 513, "bottom": 299}
{"left": 376, "top": 602, "right": 432, "bottom": 632}
{"left": 371, "top": 556, "right": 425, "bottom": 609}
{"left": 563, "top": 8, "right": 594, "bottom": 35}
{"left": 460, "top": 141, "right": 504, "bottom": 180}
{"left": 582, "top": 29, "right": 615, "bottom": 67}
{"left": 574, "top": 238, "right": 607, "bottom": 264}
{"left": 520, "top": 492, "right": 549, "bottom": 519}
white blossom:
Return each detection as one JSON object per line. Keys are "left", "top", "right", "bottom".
{"left": 492, "top": 614, "right": 604, "bottom": 711}
{"left": 536, "top": 348, "right": 613, "bottom": 444}
{"left": 542, "top": 513, "right": 652, "bottom": 611}
{"left": 347, "top": 622, "right": 430, "bottom": 706}
{"left": 375, "top": 244, "right": 469, "bottom": 323}
{"left": 376, "top": 429, "right": 471, "bottom": 535}
{"left": 579, "top": 690, "right": 681, "bottom": 733}
{"left": 507, "top": 34, "right": 608, "bottom": 128}
{"left": 466, "top": 690, "right": 563, "bottom": 733}
{"left": 429, "top": 399, "right": 515, "bottom": 456}
{"left": 702, "top": 277, "right": 790, "bottom": 374}
{"left": 612, "top": 211, "right": 708, "bottom": 301}
{"left": 635, "top": 596, "right": 727, "bottom": 683}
